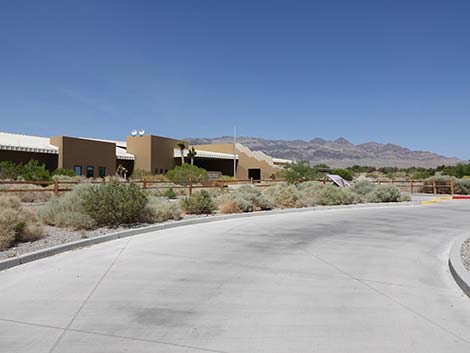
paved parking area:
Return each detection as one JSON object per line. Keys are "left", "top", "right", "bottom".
{"left": 1, "top": 201, "right": 470, "bottom": 353}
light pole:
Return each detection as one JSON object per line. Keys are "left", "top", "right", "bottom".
{"left": 233, "top": 126, "right": 237, "bottom": 178}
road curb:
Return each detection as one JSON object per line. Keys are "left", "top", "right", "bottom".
{"left": 0, "top": 201, "right": 418, "bottom": 272}
{"left": 449, "top": 234, "right": 470, "bottom": 299}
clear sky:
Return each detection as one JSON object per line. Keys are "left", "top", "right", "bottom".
{"left": 1, "top": 0, "right": 469, "bottom": 159}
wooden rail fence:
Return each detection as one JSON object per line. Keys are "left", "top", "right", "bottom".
{"left": 0, "top": 177, "right": 460, "bottom": 197}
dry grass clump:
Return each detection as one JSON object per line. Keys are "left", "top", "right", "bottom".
{"left": 0, "top": 182, "right": 53, "bottom": 203}
{"left": 147, "top": 197, "right": 183, "bottom": 222}
{"left": 218, "top": 199, "right": 242, "bottom": 214}
{"left": 0, "top": 195, "right": 45, "bottom": 250}
{"left": 218, "top": 185, "right": 272, "bottom": 213}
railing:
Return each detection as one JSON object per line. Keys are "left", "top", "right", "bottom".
{"left": 0, "top": 177, "right": 460, "bottom": 198}
{"left": 0, "top": 177, "right": 294, "bottom": 197}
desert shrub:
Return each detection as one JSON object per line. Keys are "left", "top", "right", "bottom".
{"left": 219, "top": 185, "right": 273, "bottom": 212}
{"left": 455, "top": 178, "right": 470, "bottom": 195}
{"left": 53, "top": 168, "right": 75, "bottom": 177}
{"left": 350, "top": 180, "right": 376, "bottom": 196}
{"left": 0, "top": 195, "right": 45, "bottom": 250}
{"left": 167, "top": 164, "right": 208, "bottom": 182}
{"left": 147, "top": 197, "right": 183, "bottom": 222}
{"left": 262, "top": 183, "right": 305, "bottom": 208}
{"left": 219, "top": 185, "right": 272, "bottom": 213}
{"left": 312, "top": 185, "right": 361, "bottom": 205}
{"left": 366, "top": 184, "right": 402, "bottom": 203}
{"left": 164, "top": 187, "right": 177, "bottom": 199}
{"left": 181, "top": 190, "right": 216, "bottom": 214}
{"left": 130, "top": 169, "right": 168, "bottom": 181}
{"left": 81, "top": 181, "right": 150, "bottom": 226}
{"left": 296, "top": 181, "right": 324, "bottom": 206}
{"left": 38, "top": 184, "right": 96, "bottom": 229}
{"left": 332, "top": 168, "right": 353, "bottom": 181}
{"left": 422, "top": 175, "right": 451, "bottom": 194}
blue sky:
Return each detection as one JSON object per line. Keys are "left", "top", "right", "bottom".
{"left": 0, "top": 0, "right": 469, "bottom": 159}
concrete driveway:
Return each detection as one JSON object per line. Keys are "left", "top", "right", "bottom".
{"left": 1, "top": 201, "right": 470, "bottom": 353}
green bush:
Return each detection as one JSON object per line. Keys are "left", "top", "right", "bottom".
{"left": 53, "top": 168, "right": 75, "bottom": 177}
{"left": 147, "top": 197, "right": 183, "bottom": 222}
{"left": 167, "top": 164, "right": 209, "bottom": 182}
{"left": 164, "top": 187, "right": 177, "bottom": 199}
{"left": 281, "top": 161, "right": 320, "bottom": 183}
{"left": 332, "top": 168, "right": 353, "bottom": 181}
{"left": 81, "top": 181, "right": 149, "bottom": 226}
{"left": 0, "top": 160, "right": 51, "bottom": 181}
{"left": 181, "top": 190, "right": 216, "bottom": 214}
{"left": 0, "top": 161, "right": 21, "bottom": 180}
{"left": 0, "top": 195, "right": 45, "bottom": 250}
{"left": 366, "top": 184, "right": 402, "bottom": 203}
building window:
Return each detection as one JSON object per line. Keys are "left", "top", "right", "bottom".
{"left": 86, "top": 166, "right": 94, "bottom": 178}
{"left": 73, "top": 165, "right": 82, "bottom": 176}
{"left": 160, "top": 169, "right": 164, "bottom": 174}
{"left": 99, "top": 167, "right": 106, "bottom": 178}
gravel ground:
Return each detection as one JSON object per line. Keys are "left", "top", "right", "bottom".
{"left": 462, "top": 238, "right": 470, "bottom": 271}
{"left": 0, "top": 225, "right": 148, "bottom": 260}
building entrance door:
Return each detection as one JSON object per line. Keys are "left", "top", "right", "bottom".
{"left": 248, "top": 168, "right": 261, "bottom": 181}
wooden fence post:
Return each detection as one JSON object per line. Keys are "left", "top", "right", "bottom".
{"left": 53, "top": 178, "right": 59, "bottom": 196}
{"left": 143, "top": 177, "right": 147, "bottom": 190}
{"left": 410, "top": 179, "right": 414, "bottom": 194}
{"left": 432, "top": 178, "right": 437, "bottom": 194}
{"left": 450, "top": 177, "right": 455, "bottom": 196}
{"left": 250, "top": 177, "right": 253, "bottom": 184}
{"left": 189, "top": 177, "right": 193, "bottom": 196}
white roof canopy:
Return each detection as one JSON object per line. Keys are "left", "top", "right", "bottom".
{"left": 0, "top": 132, "right": 58, "bottom": 154}
{"left": 174, "top": 148, "right": 238, "bottom": 160}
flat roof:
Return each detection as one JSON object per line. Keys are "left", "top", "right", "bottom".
{"left": 0, "top": 132, "right": 135, "bottom": 160}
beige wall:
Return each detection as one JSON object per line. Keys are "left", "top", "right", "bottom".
{"left": 127, "top": 135, "right": 182, "bottom": 174}
{"left": 192, "top": 143, "right": 278, "bottom": 179}
{"left": 50, "top": 136, "right": 116, "bottom": 177}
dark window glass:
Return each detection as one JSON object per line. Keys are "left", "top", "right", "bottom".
{"left": 73, "top": 165, "right": 82, "bottom": 176}
{"left": 99, "top": 167, "right": 106, "bottom": 178}
{"left": 86, "top": 166, "right": 94, "bottom": 178}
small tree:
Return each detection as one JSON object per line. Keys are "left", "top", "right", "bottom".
{"left": 187, "top": 147, "right": 197, "bottom": 165}
{"left": 177, "top": 141, "right": 186, "bottom": 165}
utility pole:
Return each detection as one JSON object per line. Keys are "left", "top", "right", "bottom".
{"left": 233, "top": 126, "right": 237, "bottom": 178}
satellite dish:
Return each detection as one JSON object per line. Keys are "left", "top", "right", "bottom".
{"left": 138, "top": 129, "right": 145, "bottom": 136}
{"left": 131, "top": 129, "right": 137, "bottom": 136}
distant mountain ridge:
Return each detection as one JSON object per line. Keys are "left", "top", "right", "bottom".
{"left": 188, "top": 136, "right": 462, "bottom": 168}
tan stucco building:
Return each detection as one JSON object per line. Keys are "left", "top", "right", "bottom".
{"left": 0, "top": 131, "right": 291, "bottom": 179}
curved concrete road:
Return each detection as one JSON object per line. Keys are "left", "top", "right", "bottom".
{"left": 1, "top": 201, "right": 470, "bottom": 353}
